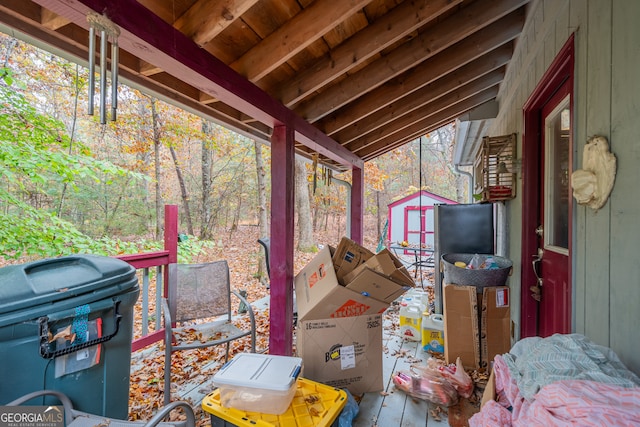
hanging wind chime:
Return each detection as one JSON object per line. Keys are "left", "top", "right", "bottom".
{"left": 87, "top": 12, "right": 120, "bottom": 124}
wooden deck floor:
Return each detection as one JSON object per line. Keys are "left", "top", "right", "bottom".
{"left": 353, "top": 308, "right": 449, "bottom": 427}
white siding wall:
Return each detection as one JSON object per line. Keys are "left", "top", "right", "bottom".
{"left": 487, "top": 0, "right": 640, "bottom": 373}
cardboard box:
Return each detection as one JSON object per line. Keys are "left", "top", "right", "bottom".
{"left": 294, "top": 239, "right": 413, "bottom": 396}
{"left": 294, "top": 246, "right": 390, "bottom": 321}
{"left": 480, "top": 369, "right": 496, "bottom": 409}
{"left": 341, "top": 249, "right": 414, "bottom": 303}
{"left": 343, "top": 268, "right": 411, "bottom": 304}
{"left": 443, "top": 284, "right": 480, "bottom": 369}
{"left": 481, "top": 287, "right": 511, "bottom": 368}
{"left": 332, "top": 237, "right": 374, "bottom": 285}
{"left": 341, "top": 248, "right": 414, "bottom": 304}
{"left": 443, "top": 284, "right": 510, "bottom": 370}
{"left": 378, "top": 249, "right": 414, "bottom": 285}
{"left": 297, "top": 314, "right": 383, "bottom": 395}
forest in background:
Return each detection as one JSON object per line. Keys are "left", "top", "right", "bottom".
{"left": 0, "top": 32, "right": 468, "bottom": 266}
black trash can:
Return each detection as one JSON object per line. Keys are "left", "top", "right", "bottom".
{"left": 0, "top": 255, "right": 139, "bottom": 419}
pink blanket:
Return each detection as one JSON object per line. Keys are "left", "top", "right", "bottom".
{"left": 470, "top": 355, "right": 640, "bottom": 427}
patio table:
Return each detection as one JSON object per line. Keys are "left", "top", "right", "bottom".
{"left": 389, "top": 245, "right": 435, "bottom": 277}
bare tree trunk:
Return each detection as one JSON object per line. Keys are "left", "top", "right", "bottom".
{"left": 312, "top": 203, "right": 320, "bottom": 232}
{"left": 151, "top": 98, "right": 164, "bottom": 240}
{"left": 323, "top": 207, "right": 329, "bottom": 232}
{"left": 376, "top": 190, "right": 382, "bottom": 242}
{"left": 295, "top": 157, "right": 315, "bottom": 251}
{"left": 230, "top": 196, "right": 241, "bottom": 232}
{"left": 103, "top": 176, "right": 133, "bottom": 234}
{"left": 201, "top": 120, "right": 213, "bottom": 238}
{"left": 57, "top": 63, "right": 81, "bottom": 217}
{"left": 255, "top": 141, "right": 269, "bottom": 285}
{"left": 137, "top": 100, "right": 153, "bottom": 236}
{"left": 169, "top": 144, "right": 194, "bottom": 235}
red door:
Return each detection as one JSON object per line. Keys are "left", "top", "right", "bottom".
{"left": 521, "top": 36, "right": 574, "bottom": 338}
{"left": 536, "top": 81, "right": 572, "bottom": 336}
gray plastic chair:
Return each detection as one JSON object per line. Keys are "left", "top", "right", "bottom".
{"left": 162, "top": 261, "right": 256, "bottom": 406}
{"left": 7, "top": 390, "right": 195, "bottom": 427}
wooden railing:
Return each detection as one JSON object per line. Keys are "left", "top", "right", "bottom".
{"left": 117, "top": 205, "right": 178, "bottom": 352}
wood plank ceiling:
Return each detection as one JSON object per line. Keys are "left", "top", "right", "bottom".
{"left": 0, "top": 0, "right": 529, "bottom": 170}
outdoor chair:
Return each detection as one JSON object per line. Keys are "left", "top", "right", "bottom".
{"left": 257, "top": 237, "right": 270, "bottom": 288}
{"left": 162, "top": 261, "right": 256, "bottom": 406}
{"left": 257, "top": 237, "right": 298, "bottom": 326}
{"left": 7, "top": 390, "right": 195, "bottom": 427}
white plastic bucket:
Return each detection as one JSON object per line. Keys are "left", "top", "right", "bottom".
{"left": 399, "top": 303, "right": 422, "bottom": 341}
{"left": 421, "top": 314, "right": 444, "bottom": 353}
{"left": 405, "top": 288, "right": 429, "bottom": 311}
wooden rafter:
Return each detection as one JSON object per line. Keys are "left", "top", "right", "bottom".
{"left": 345, "top": 85, "right": 501, "bottom": 153}
{"left": 358, "top": 89, "right": 500, "bottom": 159}
{"left": 230, "top": 0, "right": 371, "bottom": 82}
{"left": 295, "top": 0, "right": 526, "bottom": 123}
{"left": 174, "top": 0, "right": 259, "bottom": 47}
{"left": 277, "top": 0, "right": 464, "bottom": 107}
{"left": 337, "top": 68, "right": 506, "bottom": 146}
{"left": 318, "top": 34, "right": 517, "bottom": 136}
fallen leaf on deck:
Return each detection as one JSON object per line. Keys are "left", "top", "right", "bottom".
{"left": 308, "top": 407, "right": 321, "bottom": 417}
{"left": 304, "top": 395, "right": 320, "bottom": 404}
{"left": 49, "top": 325, "right": 75, "bottom": 343}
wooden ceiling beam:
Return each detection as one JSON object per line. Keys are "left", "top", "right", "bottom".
{"left": 199, "top": 92, "right": 218, "bottom": 104}
{"left": 174, "top": 0, "right": 259, "bottom": 47}
{"left": 0, "top": 6, "right": 89, "bottom": 59}
{"left": 230, "top": 0, "right": 371, "bottom": 82}
{"left": 0, "top": 1, "right": 41, "bottom": 23}
{"left": 278, "top": 0, "right": 463, "bottom": 107}
{"left": 358, "top": 89, "right": 499, "bottom": 159}
{"left": 139, "top": 60, "right": 162, "bottom": 76}
{"left": 360, "top": 118, "right": 449, "bottom": 161}
{"left": 318, "top": 34, "right": 515, "bottom": 136}
{"left": 334, "top": 58, "right": 508, "bottom": 144}
{"left": 346, "top": 85, "right": 499, "bottom": 154}
{"left": 119, "top": 67, "right": 273, "bottom": 142}
{"left": 295, "top": 0, "right": 527, "bottom": 122}
{"left": 361, "top": 113, "right": 458, "bottom": 161}
{"left": 41, "top": 8, "right": 69, "bottom": 30}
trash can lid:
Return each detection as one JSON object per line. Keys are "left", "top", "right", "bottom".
{"left": 0, "top": 254, "right": 136, "bottom": 315}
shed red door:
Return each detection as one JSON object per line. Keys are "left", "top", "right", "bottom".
{"left": 404, "top": 206, "right": 434, "bottom": 247}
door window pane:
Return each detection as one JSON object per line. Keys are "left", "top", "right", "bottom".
{"left": 545, "top": 96, "right": 570, "bottom": 251}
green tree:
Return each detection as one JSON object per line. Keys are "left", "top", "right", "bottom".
{"left": 0, "top": 68, "right": 139, "bottom": 258}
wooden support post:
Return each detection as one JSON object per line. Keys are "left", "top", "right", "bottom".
{"left": 164, "top": 204, "right": 178, "bottom": 297}
{"left": 269, "top": 125, "right": 295, "bottom": 355}
{"left": 350, "top": 165, "right": 364, "bottom": 244}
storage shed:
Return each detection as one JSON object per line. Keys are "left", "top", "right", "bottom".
{"left": 387, "top": 190, "right": 457, "bottom": 248}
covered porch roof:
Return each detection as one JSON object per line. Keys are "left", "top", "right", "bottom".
{"left": 0, "top": 0, "right": 529, "bottom": 171}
